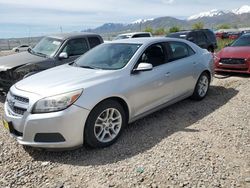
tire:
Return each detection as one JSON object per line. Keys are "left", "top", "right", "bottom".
{"left": 15, "top": 49, "right": 19, "bottom": 53}
{"left": 84, "top": 99, "right": 126, "bottom": 148}
{"left": 191, "top": 72, "right": 210, "bottom": 101}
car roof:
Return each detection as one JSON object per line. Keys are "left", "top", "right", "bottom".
{"left": 118, "top": 32, "right": 151, "bottom": 36}
{"left": 108, "top": 37, "right": 188, "bottom": 45}
{"left": 48, "top": 32, "right": 101, "bottom": 40}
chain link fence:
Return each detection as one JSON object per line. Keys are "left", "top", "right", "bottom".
{"left": 0, "top": 37, "right": 42, "bottom": 51}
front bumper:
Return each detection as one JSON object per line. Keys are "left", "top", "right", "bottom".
{"left": 215, "top": 59, "right": 250, "bottom": 74}
{"left": 3, "top": 100, "right": 90, "bottom": 149}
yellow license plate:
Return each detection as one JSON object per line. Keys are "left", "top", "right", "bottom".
{"left": 2, "top": 119, "right": 9, "bottom": 131}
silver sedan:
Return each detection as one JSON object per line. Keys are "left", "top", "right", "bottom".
{"left": 3, "top": 37, "right": 214, "bottom": 149}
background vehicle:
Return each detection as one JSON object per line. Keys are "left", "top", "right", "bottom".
{"left": 3, "top": 37, "right": 214, "bottom": 149}
{"left": 0, "top": 33, "right": 103, "bottom": 91}
{"left": 228, "top": 32, "right": 243, "bottom": 40}
{"left": 215, "top": 33, "right": 250, "bottom": 74}
{"left": 167, "top": 29, "right": 217, "bottom": 52}
{"left": 12, "top": 45, "right": 30, "bottom": 53}
{"left": 113, "top": 32, "right": 152, "bottom": 40}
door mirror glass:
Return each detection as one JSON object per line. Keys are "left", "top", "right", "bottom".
{"left": 59, "top": 52, "right": 68, "bottom": 59}
{"left": 134, "top": 63, "right": 153, "bottom": 72}
{"left": 187, "top": 37, "right": 194, "bottom": 42}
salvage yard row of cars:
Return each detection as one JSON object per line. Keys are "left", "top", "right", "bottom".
{"left": 0, "top": 30, "right": 249, "bottom": 150}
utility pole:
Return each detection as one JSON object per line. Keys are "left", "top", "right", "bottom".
{"left": 60, "top": 26, "right": 63, "bottom": 33}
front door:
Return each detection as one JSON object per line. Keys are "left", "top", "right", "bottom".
{"left": 57, "top": 38, "right": 89, "bottom": 65}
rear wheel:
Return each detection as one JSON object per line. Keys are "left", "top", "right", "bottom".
{"left": 191, "top": 72, "right": 210, "bottom": 100}
{"left": 84, "top": 100, "right": 126, "bottom": 148}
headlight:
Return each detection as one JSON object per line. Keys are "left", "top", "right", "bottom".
{"left": 32, "top": 89, "right": 83, "bottom": 113}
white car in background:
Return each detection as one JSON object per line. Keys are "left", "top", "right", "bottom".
{"left": 114, "top": 32, "right": 152, "bottom": 40}
{"left": 12, "top": 45, "right": 30, "bottom": 53}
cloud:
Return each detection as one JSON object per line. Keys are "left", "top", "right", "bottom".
{"left": 161, "top": 0, "right": 174, "bottom": 4}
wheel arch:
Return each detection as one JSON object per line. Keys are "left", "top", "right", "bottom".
{"left": 89, "top": 96, "right": 131, "bottom": 123}
{"left": 202, "top": 70, "right": 212, "bottom": 82}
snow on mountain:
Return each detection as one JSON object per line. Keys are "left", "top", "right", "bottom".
{"left": 187, "top": 9, "right": 225, "bottom": 20}
{"left": 188, "top": 5, "right": 250, "bottom": 20}
{"left": 232, "top": 5, "right": 250, "bottom": 14}
{"left": 132, "top": 18, "right": 154, "bottom": 24}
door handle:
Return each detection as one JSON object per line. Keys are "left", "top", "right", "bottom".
{"left": 193, "top": 62, "right": 198, "bottom": 65}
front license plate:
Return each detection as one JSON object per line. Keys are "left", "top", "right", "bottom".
{"left": 2, "top": 119, "right": 9, "bottom": 131}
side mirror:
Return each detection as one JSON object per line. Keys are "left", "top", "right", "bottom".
{"left": 187, "top": 37, "right": 194, "bottom": 42}
{"left": 225, "top": 43, "right": 232, "bottom": 47}
{"left": 134, "top": 63, "right": 153, "bottom": 72}
{"left": 58, "top": 52, "right": 68, "bottom": 59}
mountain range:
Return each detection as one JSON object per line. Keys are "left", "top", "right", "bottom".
{"left": 85, "top": 5, "right": 250, "bottom": 36}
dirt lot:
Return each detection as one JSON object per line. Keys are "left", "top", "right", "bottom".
{"left": 0, "top": 51, "right": 249, "bottom": 187}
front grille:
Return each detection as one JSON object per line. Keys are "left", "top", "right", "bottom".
{"left": 7, "top": 92, "right": 29, "bottom": 116}
{"left": 13, "top": 95, "right": 29, "bottom": 103}
{"left": 220, "top": 58, "right": 246, "bottom": 65}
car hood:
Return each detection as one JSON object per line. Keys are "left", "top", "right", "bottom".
{"left": 15, "top": 64, "right": 115, "bottom": 97}
{"left": 218, "top": 46, "right": 250, "bottom": 59}
{"left": 0, "top": 51, "right": 46, "bottom": 71}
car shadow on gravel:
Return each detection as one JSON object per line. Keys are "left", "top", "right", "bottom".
{"left": 25, "top": 85, "right": 239, "bottom": 166}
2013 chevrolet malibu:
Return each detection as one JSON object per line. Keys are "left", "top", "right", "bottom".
{"left": 3, "top": 37, "right": 214, "bottom": 149}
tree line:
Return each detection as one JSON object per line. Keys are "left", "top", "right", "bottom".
{"left": 143, "top": 22, "right": 239, "bottom": 35}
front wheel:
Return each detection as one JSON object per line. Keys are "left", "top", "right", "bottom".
{"left": 84, "top": 100, "right": 126, "bottom": 148}
{"left": 191, "top": 72, "right": 210, "bottom": 101}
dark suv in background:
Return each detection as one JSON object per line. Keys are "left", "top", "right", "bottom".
{"left": 167, "top": 29, "right": 217, "bottom": 52}
{"left": 0, "top": 33, "right": 103, "bottom": 91}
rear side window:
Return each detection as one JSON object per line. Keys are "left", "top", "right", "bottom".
{"left": 197, "top": 32, "right": 207, "bottom": 42}
{"left": 168, "top": 41, "right": 195, "bottom": 61}
{"left": 88, "top": 37, "right": 101, "bottom": 48}
{"left": 204, "top": 30, "right": 216, "bottom": 42}
{"left": 63, "top": 38, "right": 89, "bottom": 56}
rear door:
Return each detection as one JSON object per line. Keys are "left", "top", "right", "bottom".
{"left": 164, "top": 41, "right": 197, "bottom": 97}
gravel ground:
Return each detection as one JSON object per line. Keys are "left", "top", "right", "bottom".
{"left": 0, "top": 52, "right": 249, "bottom": 187}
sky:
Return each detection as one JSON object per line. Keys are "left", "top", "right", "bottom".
{"left": 0, "top": 0, "right": 249, "bottom": 38}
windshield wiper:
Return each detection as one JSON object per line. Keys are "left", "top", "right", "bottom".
{"left": 28, "top": 48, "right": 47, "bottom": 58}
{"left": 80, "top": 65, "right": 97, "bottom": 69}
{"left": 34, "top": 51, "right": 48, "bottom": 58}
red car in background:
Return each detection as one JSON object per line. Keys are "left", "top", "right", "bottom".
{"left": 228, "top": 32, "right": 242, "bottom": 40}
{"left": 215, "top": 34, "right": 250, "bottom": 74}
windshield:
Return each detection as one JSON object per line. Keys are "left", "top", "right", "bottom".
{"left": 75, "top": 43, "right": 141, "bottom": 70}
{"left": 231, "top": 35, "right": 250, "bottom": 47}
{"left": 32, "top": 37, "right": 62, "bottom": 57}
{"left": 113, "top": 35, "right": 131, "bottom": 40}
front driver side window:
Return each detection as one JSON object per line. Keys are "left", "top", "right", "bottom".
{"left": 62, "top": 38, "right": 89, "bottom": 56}
{"left": 139, "top": 44, "right": 165, "bottom": 67}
